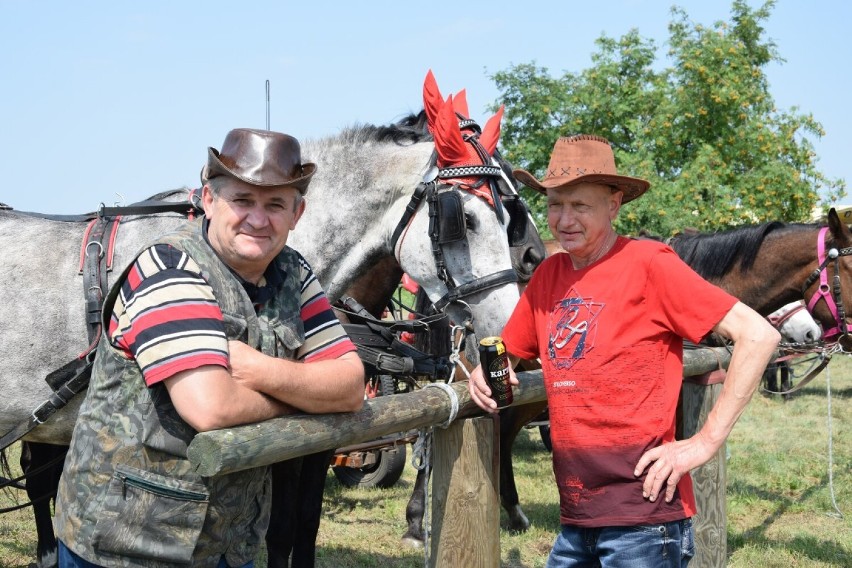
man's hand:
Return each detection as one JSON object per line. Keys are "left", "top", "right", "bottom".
{"left": 468, "top": 360, "right": 519, "bottom": 413}
{"left": 633, "top": 433, "right": 717, "bottom": 503}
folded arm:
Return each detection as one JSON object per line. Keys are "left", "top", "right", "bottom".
{"left": 164, "top": 365, "right": 293, "bottom": 432}
{"left": 227, "top": 340, "right": 365, "bottom": 414}
{"left": 165, "top": 344, "right": 365, "bottom": 432}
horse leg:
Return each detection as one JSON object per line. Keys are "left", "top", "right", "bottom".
{"left": 763, "top": 363, "right": 779, "bottom": 394}
{"left": 401, "top": 465, "right": 428, "bottom": 548}
{"left": 400, "top": 402, "right": 544, "bottom": 545}
{"left": 20, "top": 441, "right": 67, "bottom": 568}
{"left": 267, "top": 458, "right": 302, "bottom": 568}
{"left": 266, "top": 450, "right": 334, "bottom": 568}
{"left": 289, "top": 449, "right": 334, "bottom": 568}
{"left": 780, "top": 361, "right": 793, "bottom": 402}
{"left": 499, "top": 404, "right": 546, "bottom": 534}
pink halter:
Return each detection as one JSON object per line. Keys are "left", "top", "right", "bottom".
{"left": 805, "top": 227, "right": 848, "bottom": 338}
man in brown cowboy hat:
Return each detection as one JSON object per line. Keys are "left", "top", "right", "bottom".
{"left": 55, "top": 128, "right": 365, "bottom": 567}
{"left": 469, "top": 135, "right": 779, "bottom": 567}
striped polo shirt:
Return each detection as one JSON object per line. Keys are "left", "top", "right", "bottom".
{"left": 108, "top": 243, "right": 356, "bottom": 386}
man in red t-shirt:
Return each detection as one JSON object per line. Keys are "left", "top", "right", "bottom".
{"left": 469, "top": 135, "right": 780, "bottom": 567}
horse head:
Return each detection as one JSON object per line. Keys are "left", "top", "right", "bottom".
{"left": 768, "top": 301, "right": 822, "bottom": 344}
{"left": 803, "top": 207, "right": 852, "bottom": 349}
{"left": 423, "top": 71, "right": 545, "bottom": 283}
{"left": 391, "top": 71, "right": 524, "bottom": 364}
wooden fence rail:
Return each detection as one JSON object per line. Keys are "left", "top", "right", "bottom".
{"left": 188, "top": 345, "right": 732, "bottom": 476}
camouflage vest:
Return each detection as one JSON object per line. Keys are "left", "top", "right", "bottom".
{"left": 54, "top": 218, "right": 305, "bottom": 567}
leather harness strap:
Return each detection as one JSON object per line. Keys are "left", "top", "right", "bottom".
{"left": 81, "top": 216, "right": 119, "bottom": 345}
{"left": 334, "top": 296, "right": 452, "bottom": 379}
{"left": 0, "top": 195, "right": 201, "bottom": 453}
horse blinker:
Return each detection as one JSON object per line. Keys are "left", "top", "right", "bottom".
{"left": 434, "top": 190, "right": 466, "bottom": 244}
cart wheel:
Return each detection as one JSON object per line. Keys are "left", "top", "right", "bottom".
{"left": 378, "top": 374, "right": 396, "bottom": 396}
{"left": 332, "top": 445, "right": 407, "bottom": 488}
{"left": 539, "top": 425, "right": 552, "bottom": 452}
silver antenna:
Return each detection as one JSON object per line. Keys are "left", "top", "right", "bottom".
{"left": 265, "top": 80, "right": 271, "bottom": 130}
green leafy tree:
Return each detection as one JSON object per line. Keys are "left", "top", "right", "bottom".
{"left": 492, "top": 0, "right": 845, "bottom": 237}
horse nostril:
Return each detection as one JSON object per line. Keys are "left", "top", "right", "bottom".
{"left": 524, "top": 248, "right": 544, "bottom": 267}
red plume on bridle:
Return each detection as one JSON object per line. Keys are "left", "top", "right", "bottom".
{"left": 422, "top": 70, "right": 504, "bottom": 168}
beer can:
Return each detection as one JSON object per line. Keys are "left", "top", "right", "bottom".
{"left": 479, "top": 336, "right": 513, "bottom": 408}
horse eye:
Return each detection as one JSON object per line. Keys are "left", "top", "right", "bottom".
{"left": 465, "top": 212, "right": 477, "bottom": 231}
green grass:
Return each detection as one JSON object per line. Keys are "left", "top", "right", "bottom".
{"left": 2, "top": 356, "right": 850, "bottom": 567}
{"left": 724, "top": 354, "right": 852, "bottom": 567}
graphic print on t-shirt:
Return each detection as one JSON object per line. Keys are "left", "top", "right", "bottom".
{"left": 547, "top": 288, "right": 603, "bottom": 370}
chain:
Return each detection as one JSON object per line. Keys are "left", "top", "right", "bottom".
{"left": 447, "top": 324, "right": 470, "bottom": 383}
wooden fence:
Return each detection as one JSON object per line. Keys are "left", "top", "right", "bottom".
{"left": 188, "top": 345, "right": 734, "bottom": 568}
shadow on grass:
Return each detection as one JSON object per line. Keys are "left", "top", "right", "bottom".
{"left": 314, "top": 545, "right": 422, "bottom": 568}
{"left": 0, "top": 539, "right": 38, "bottom": 568}
{"left": 727, "top": 473, "right": 850, "bottom": 565}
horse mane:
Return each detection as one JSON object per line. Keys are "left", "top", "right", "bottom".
{"left": 142, "top": 188, "right": 192, "bottom": 202}
{"left": 668, "top": 221, "right": 796, "bottom": 279}
{"left": 337, "top": 111, "right": 432, "bottom": 146}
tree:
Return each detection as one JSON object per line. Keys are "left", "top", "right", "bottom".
{"left": 491, "top": 0, "right": 845, "bottom": 237}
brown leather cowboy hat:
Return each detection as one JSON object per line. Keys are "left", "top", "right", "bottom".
{"left": 204, "top": 128, "right": 317, "bottom": 195}
{"left": 513, "top": 134, "right": 649, "bottom": 203}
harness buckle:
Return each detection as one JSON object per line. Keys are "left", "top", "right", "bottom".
{"left": 30, "top": 399, "right": 55, "bottom": 425}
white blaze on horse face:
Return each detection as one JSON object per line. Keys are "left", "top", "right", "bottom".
{"left": 770, "top": 300, "right": 822, "bottom": 343}
{"left": 397, "top": 189, "right": 520, "bottom": 363}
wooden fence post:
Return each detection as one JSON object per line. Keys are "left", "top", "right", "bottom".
{"left": 430, "top": 415, "right": 500, "bottom": 568}
{"left": 680, "top": 379, "right": 726, "bottom": 568}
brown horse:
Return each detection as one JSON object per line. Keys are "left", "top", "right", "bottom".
{"left": 668, "top": 210, "right": 852, "bottom": 345}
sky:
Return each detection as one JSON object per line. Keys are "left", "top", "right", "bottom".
{"left": 2, "top": 0, "right": 848, "bottom": 214}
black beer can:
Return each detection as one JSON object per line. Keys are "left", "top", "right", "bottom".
{"left": 479, "top": 336, "right": 513, "bottom": 408}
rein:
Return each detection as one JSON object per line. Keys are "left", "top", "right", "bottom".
{"left": 333, "top": 296, "right": 453, "bottom": 380}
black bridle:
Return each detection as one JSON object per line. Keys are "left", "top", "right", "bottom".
{"left": 389, "top": 118, "right": 526, "bottom": 329}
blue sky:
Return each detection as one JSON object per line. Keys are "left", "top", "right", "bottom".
{"left": 2, "top": 1, "right": 848, "bottom": 214}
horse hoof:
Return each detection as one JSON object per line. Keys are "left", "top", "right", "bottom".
{"left": 508, "top": 520, "right": 531, "bottom": 534}
{"left": 507, "top": 505, "right": 531, "bottom": 533}
{"left": 401, "top": 534, "right": 424, "bottom": 549}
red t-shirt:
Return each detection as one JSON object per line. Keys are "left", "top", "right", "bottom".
{"left": 503, "top": 236, "right": 737, "bottom": 527}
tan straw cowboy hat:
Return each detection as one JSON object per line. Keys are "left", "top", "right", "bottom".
{"left": 204, "top": 128, "right": 317, "bottom": 195}
{"left": 513, "top": 134, "right": 649, "bottom": 203}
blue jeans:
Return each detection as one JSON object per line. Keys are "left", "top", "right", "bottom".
{"left": 59, "top": 541, "right": 254, "bottom": 568}
{"left": 545, "top": 519, "right": 695, "bottom": 568}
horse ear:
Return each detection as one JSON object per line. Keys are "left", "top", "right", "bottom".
{"left": 479, "top": 105, "right": 504, "bottom": 155}
{"left": 828, "top": 208, "right": 852, "bottom": 242}
{"left": 432, "top": 94, "right": 469, "bottom": 165}
{"left": 423, "top": 70, "right": 444, "bottom": 131}
{"left": 453, "top": 89, "right": 469, "bottom": 118}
